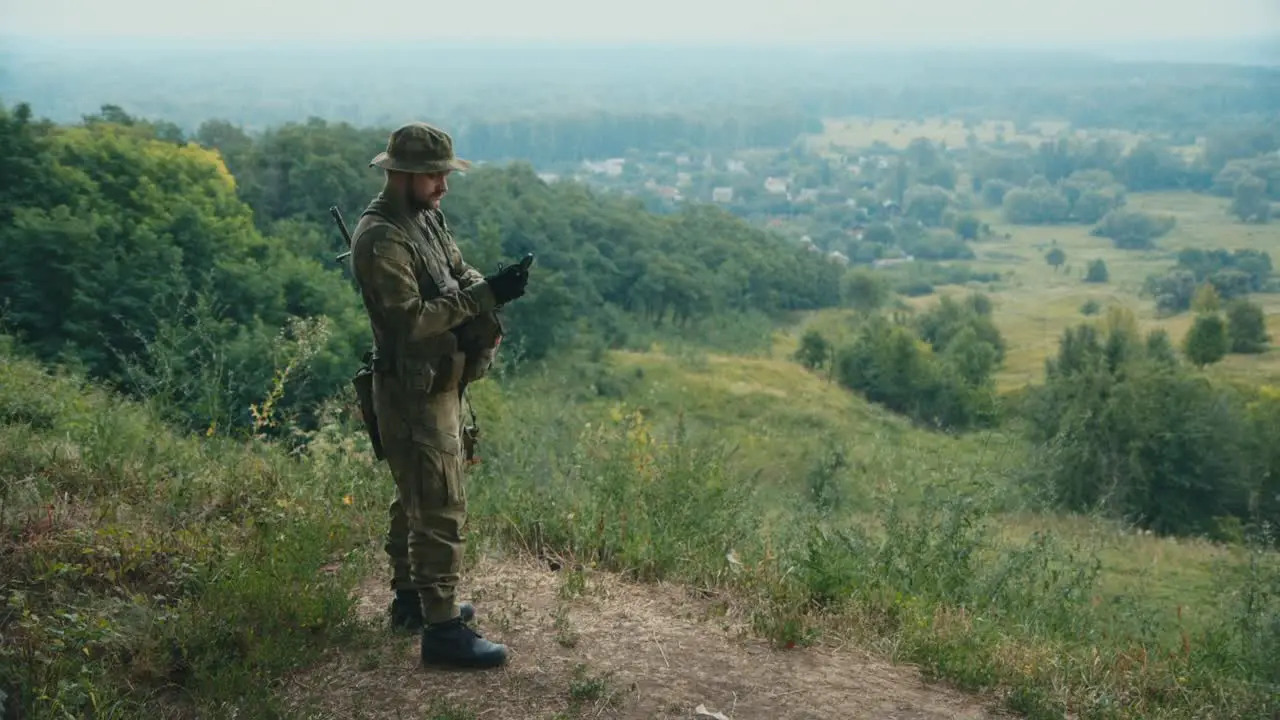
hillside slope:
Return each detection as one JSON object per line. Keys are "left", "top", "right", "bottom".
{"left": 282, "top": 553, "right": 1002, "bottom": 720}
{"left": 3, "top": 333, "right": 1273, "bottom": 720}
{"left": 0, "top": 341, "right": 1008, "bottom": 720}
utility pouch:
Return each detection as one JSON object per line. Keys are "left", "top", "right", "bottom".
{"left": 432, "top": 350, "right": 468, "bottom": 395}
{"left": 453, "top": 309, "right": 506, "bottom": 385}
{"left": 351, "top": 351, "right": 385, "bottom": 460}
{"left": 462, "top": 423, "right": 480, "bottom": 465}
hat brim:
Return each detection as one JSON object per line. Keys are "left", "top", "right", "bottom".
{"left": 369, "top": 152, "right": 472, "bottom": 173}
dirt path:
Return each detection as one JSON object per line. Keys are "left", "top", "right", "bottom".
{"left": 282, "top": 551, "right": 1010, "bottom": 719}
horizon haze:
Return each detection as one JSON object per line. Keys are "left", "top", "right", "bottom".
{"left": 2, "top": 0, "right": 1278, "bottom": 47}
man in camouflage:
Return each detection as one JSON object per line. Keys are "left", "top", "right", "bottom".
{"left": 348, "top": 121, "right": 528, "bottom": 669}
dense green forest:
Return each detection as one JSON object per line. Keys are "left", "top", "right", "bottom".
{"left": 0, "top": 101, "right": 843, "bottom": 434}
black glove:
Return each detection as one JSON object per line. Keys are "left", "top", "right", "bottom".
{"left": 484, "top": 263, "right": 529, "bottom": 305}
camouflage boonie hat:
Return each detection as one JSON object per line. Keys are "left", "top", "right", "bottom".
{"left": 369, "top": 121, "right": 471, "bottom": 174}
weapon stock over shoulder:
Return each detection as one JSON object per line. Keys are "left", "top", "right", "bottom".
{"left": 332, "top": 204, "right": 383, "bottom": 459}
{"left": 330, "top": 206, "right": 353, "bottom": 263}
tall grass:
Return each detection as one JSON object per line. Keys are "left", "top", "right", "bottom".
{"left": 468, "top": 362, "right": 1278, "bottom": 719}
{"left": 0, "top": 332, "right": 388, "bottom": 719}
{"left": 2, "top": 338, "right": 1276, "bottom": 720}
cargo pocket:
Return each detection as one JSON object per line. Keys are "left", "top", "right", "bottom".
{"left": 412, "top": 433, "right": 464, "bottom": 510}
{"left": 443, "top": 450, "right": 464, "bottom": 508}
{"left": 387, "top": 369, "right": 436, "bottom": 433}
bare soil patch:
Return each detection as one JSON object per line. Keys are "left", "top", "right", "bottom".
{"left": 281, "top": 551, "right": 1010, "bottom": 719}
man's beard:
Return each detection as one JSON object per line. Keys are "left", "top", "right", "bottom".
{"left": 401, "top": 183, "right": 442, "bottom": 213}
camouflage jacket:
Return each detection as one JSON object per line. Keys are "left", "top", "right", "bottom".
{"left": 349, "top": 190, "right": 496, "bottom": 386}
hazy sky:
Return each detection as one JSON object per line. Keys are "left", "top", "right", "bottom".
{"left": 2, "top": 0, "right": 1277, "bottom": 45}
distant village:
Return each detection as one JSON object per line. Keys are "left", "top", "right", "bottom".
{"left": 532, "top": 147, "right": 925, "bottom": 270}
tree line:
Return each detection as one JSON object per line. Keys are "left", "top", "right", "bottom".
{"left": 7, "top": 42, "right": 1276, "bottom": 141}
{"left": 0, "top": 101, "right": 844, "bottom": 436}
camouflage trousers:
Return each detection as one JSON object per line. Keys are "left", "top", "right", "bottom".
{"left": 374, "top": 370, "right": 468, "bottom": 625}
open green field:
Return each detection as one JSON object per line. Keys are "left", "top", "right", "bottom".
{"left": 596, "top": 341, "right": 1252, "bottom": 642}
{"left": 806, "top": 116, "right": 1160, "bottom": 153}
{"left": 895, "top": 191, "right": 1279, "bottom": 390}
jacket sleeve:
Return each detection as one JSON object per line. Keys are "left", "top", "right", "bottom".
{"left": 439, "top": 215, "right": 486, "bottom": 288}
{"left": 457, "top": 258, "right": 485, "bottom": 288}
{"left": 357, "top": 224, "right": 497, "bottom": 345}
{"left": 449, "top": 238, "right": 486, "bottom": 288}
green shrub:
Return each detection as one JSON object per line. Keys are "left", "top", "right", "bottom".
{"left": 1226, "top": 297, "right": 1270, "bottom": 353}
{"left": 1019, "top": 314, "right": 1274, "bottom": 537}
{"left": 832, "top": 305, "right": 1001, "bottom": 431}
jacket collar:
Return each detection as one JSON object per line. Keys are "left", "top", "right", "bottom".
{"left": 367, "top": 182, "right": 425, "bottom": 225}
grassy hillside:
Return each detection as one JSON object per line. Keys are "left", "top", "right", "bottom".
{"left": 487, "top": 343, "right": 1279, "bottom": 718}
{"left": 599, "top": 345, "right": 1018, "bottom": 498}
{"left": 5, "top": 334, "right": 1276, "bottom": 719}
{"left": 0, "top": 337, "right": 387, "bottom": 718}
{"left": 595, "top": 340, "right": 1260, "bottom": 634}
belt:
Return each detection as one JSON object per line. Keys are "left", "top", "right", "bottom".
{"left": 364, "top": 350, "right": 397, "bottom": 375}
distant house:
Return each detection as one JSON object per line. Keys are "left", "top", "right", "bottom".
{"left": 727, "top": 159, "right": 748, "bottom": 174}
{"left": 828, "top": 251, "right": 850, "bottom": 266}
{"left": 582, "top": 158, "right": 626, "bottom": 176}
{"left": 794, "top": 188, "right": 819, "bottom": 204}
{"left": 676, "top": 154, "right": 691, "bottom": 166}
{"left": 675, "top": 172, "right": 693, "bottom": 188}
{"left": 764, "top": 177, "right": 788, "bottom": 194}
{"left": 656, "top": 186, "right": 682, "bottom": 201}
{"left": 712, "top": 187, "right": 734, "bottom": 203}
{"left": 537, "top": 173, "right": 559, "bottom": 184}
{"left": 872, "top": 255, "right": 915, "bottom": 269}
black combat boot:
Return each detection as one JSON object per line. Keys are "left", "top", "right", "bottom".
{"left": 420, "top": 616, "right": 508, "bottom": 669}
{"left": 390, "top": 590, "right": 475, "bottom": 632}
{"left": 388, "top": 589, "right": 423, "bottom": 631}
